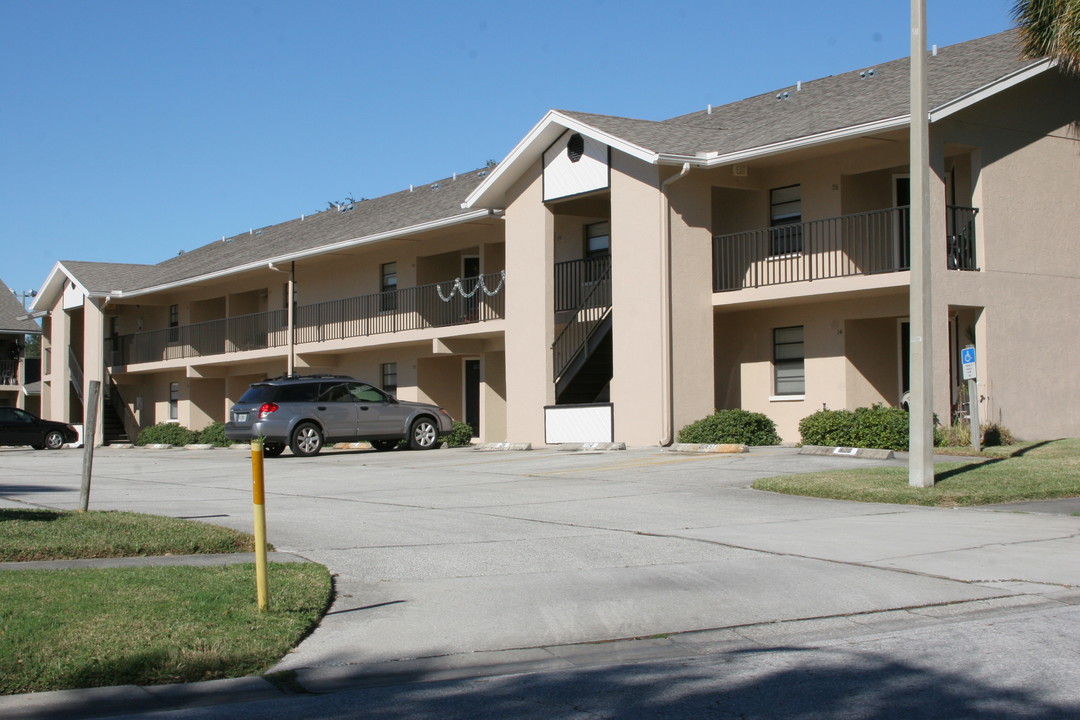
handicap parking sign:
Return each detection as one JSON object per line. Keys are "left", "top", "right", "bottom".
{"left": 961, "top": 347, "right": 976, "bottom": 379}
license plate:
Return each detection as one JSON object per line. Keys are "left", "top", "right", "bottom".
{"left": 236, "top": 413, "right": 248, "bottom": 423}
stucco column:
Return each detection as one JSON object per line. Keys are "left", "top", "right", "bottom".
{"left": 502, "top": 161, "right": 555, "bottom": 444}
{"left": 609, "top": 152, "right": 666, "bottom": 445}
{"left": 667, "top": 174, "right": 717, "bottom": 437}
{"left": 49, "top": 301, "right": 71, "bottom": 423}
{"left": 82, "top": 297, "right": 106, "bottom": 446}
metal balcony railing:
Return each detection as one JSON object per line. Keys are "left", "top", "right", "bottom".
{"left": 712, "top": 206, "right": 978, "bottom": 292}
{"left": 0, "top": 359, "right": 17, "bottom": 385}
{"left": 554, "top": 256, "right": 611, "bottom": 312}
{"left": 111, "top": 272, "right": 506, "bottom": 366}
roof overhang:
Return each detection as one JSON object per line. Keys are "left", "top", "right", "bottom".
{"left": 111, "top": 208, "right": 497, "bottom": 300}
{"left": 463, "top": 110, "right": 667, "bottom": 209}
{"left": 29, "top": 262, "right": 93, "bottom": 313}
{"left": 466, "top": 58, "right": 1056, "bottom": 208}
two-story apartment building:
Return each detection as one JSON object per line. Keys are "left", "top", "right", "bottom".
{"left": 0, "top": 279, "right": 42, "bottom": 413}
{"left": 30, "top": 30, "right": 1080, "bottom": 447}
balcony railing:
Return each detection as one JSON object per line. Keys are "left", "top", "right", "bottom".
{"left": 712, "top": 206, "right": 978, "bottom": 292}
{"left": 111, "top": 271, "right": 506, "bottom": 366}
{"left": 0, "top": 359, "right": 17, "bottom": 385}
{"left": 555, "top": 256, "right": 611, "bottom": 312}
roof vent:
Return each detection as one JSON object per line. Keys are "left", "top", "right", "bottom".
{"left": 776, "top": 91, "right": 791, "bottom": 101}
{"left": 566, "top": 133, "right": 585, "bottom": 162}
{"left": 478, "top": 170, "right": 488, "bottom": 177}
{"left": 859, "top": 68, "right": 877, "bottom": 78}
{"left": 431, "top": 183, "right": 440, "bottom": 190}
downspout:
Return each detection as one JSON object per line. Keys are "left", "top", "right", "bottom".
{"left": 268, "top": 262, "right": 295, "bottom": 376}
{"left": 659, "top": 163, "right": 691, "bottom": 446}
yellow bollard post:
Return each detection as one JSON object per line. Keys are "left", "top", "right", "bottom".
{"left": 251, "top": 438, "right": 269, "bottom": 612}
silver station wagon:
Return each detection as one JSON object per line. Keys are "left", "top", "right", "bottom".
{"left": 224, "top": 374, "right": 453, "bottom": 457}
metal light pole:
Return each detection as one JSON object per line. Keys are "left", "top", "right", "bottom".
{"left": 909, "top": 0, "right": 935, "bottom": 487}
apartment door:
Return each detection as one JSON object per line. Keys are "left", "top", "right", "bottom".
{"left": 894, "top": 176, "right": 911, "bottom": 269}
{"left": 464, "top": 359, "right": 480, "bottom": 438}
{"left": 462, "top": 256, "right": 480, "bottom": 322}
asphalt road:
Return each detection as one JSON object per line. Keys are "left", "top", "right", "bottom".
{"left": 1, "top": 444, "right": 1078, "bottom": 718}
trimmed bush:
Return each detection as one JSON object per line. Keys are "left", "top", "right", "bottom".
{"left": 440, "top": 421, "right": 475, "bottom": 447}
{"left": 799, "top": 404, "right": 910, "bottom": 451}
{"left": 197, "top": 421, "right": 234, "bottom": 447}
{"left": 849, "top": 405, "right": 910, "bottom": 451}
{"left": 798, "top": 409, "right": 857, "bottom": 447}
{"left": 135, "top": 422, "right": 200, "bottom": 447}
{"left": 677, "top": 409, "right": 781, "bottom": 446}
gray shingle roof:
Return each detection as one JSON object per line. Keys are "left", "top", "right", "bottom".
{"left": 0, "top": 278, "right": 41, "bottom": 334}
{"left": 561, "top": 30, "right": 1041, "bottom": 159}
{"left": 57, "top": 30, "right": 1041, "bottom": 297}
{"left": 60, "top": 168, "right": 494, "bottom": 295}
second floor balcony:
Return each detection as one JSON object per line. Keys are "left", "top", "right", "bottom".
{"left": 712, "top": 206, "right": 978, "bottom": 292}
{"left": 111, "top": 271, "right": 506, "bottom": 367}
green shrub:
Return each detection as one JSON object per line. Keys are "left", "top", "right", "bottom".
{"left": 800, "top": 404, "right": 910, "bottom": 451}
{"left": 440, "top": 421, "right": 475, "bottom": 447}
{"left": 677, "top": 409, "right": 781, "bottom": 446}
{"left": 136, "top": 422, "right": 200, "bottom": 447}
{"left": 798, "top": 409, "right": 857, "bottom": 447}
{"left": 197, "top": 421, "right": 234, "bottom": 447}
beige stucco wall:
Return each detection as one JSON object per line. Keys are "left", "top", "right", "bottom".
{"left": 714, "top": 292, "right": 909, "bottom": 443}
{"left": 931, "top": 71, "right": 1080, "bottom": 439}
{"left": 608, "top": 152, "right": 666, "bottom": 445}
{"left": 502, "top": 160, "right": 554, "bottom": 443}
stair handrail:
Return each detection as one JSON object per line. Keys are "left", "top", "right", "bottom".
{"left": 68, "top": 347, "right": 84, "bottom": 403}
{"left": 552, "top": 263, "right": 612, "bottom": 383}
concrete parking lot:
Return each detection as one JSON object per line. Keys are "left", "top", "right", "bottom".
{"left": 2, "top": 442, "right": 1078, "bottom": 689}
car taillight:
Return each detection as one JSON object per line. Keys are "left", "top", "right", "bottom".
{"left": 258, "top": 402, "right": 279, "bottom": 419}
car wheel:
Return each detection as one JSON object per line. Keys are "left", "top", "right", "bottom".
{"left": 44, "top": 430, "right": 66, "bottom": 450}
{"left": 289, "top": 423, "right": 323, "bottom": 457}
{"left": 408, "top": 417, "right": 439, "bottom": 450}
{"left": 262, "top": 442, "right": 285, "bottom": 457}
{"left": 371, "top": 440, "right": 399, "bottom": 452}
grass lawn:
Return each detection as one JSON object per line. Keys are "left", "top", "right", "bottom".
{"left": 753, "top": 438, "right": 1080, "bottom": 507}
{"left": 0, "top": 508, "right": 259, "bottom": 562}
{"left": 0, "top": 509, "right": 332, "bottom": 695}
{"left": 0, "top": 563, "right": 330, "bottom": 695}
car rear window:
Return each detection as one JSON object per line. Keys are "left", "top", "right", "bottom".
{"left": 237, "top": 385, "right": 279, "bottom": 404}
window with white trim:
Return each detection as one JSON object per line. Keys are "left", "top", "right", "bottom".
{"left": 774, "top": 326, "right": 805, "bottom": 396}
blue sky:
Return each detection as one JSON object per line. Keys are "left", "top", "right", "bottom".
{"left": 1, "top": 0, "right": 1015, "bottom": 303}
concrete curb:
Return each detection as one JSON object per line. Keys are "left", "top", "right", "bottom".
{"left": 473, "top": 442, "right": 533, "bottom": 451}
{"left": 799, "top": 445, "right": 896, "bottom": 460}
{"left": 557, "top": 442, "right": 626, "bottom": 452}
{"left": 664, "top": 443, "right": 749, "bottom": 454}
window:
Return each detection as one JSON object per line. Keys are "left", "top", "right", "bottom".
{"left": 380, "top": 262, "right": 397, "bottom": 312}
{"left": 585, "top": 221, "right": 610, "bottom": 282}
{"left": 769, "top": 185, "right": 802, "bottom": 256}
{"left": 774, "top": 326, "right": 805, "bottom": 396}
{"left": 585, "top": 221, "right": 610, "bottom": 258}
{"left": 381, "top": 362, "right": 398, "bottom": 394}
{"left": 169, "top": 382, "right": 179, "bottom": 420}
{"left": 168, "top": 304, "right": 179, "bottom": 342}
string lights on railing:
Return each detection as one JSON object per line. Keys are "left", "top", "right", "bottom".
{"left": 436, "top": 271, "right": 506, "bottom": 302}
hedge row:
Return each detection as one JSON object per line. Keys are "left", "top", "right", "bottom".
{"left": 678, "top": 405, "right": 1012, "bottom": 451}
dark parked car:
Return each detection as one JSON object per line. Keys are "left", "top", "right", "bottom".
{"left": 0, "top": 406, "right": 79, "bottom": 450}
{"left": 224, "top": 374, "right": 454, "bottom": 457}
